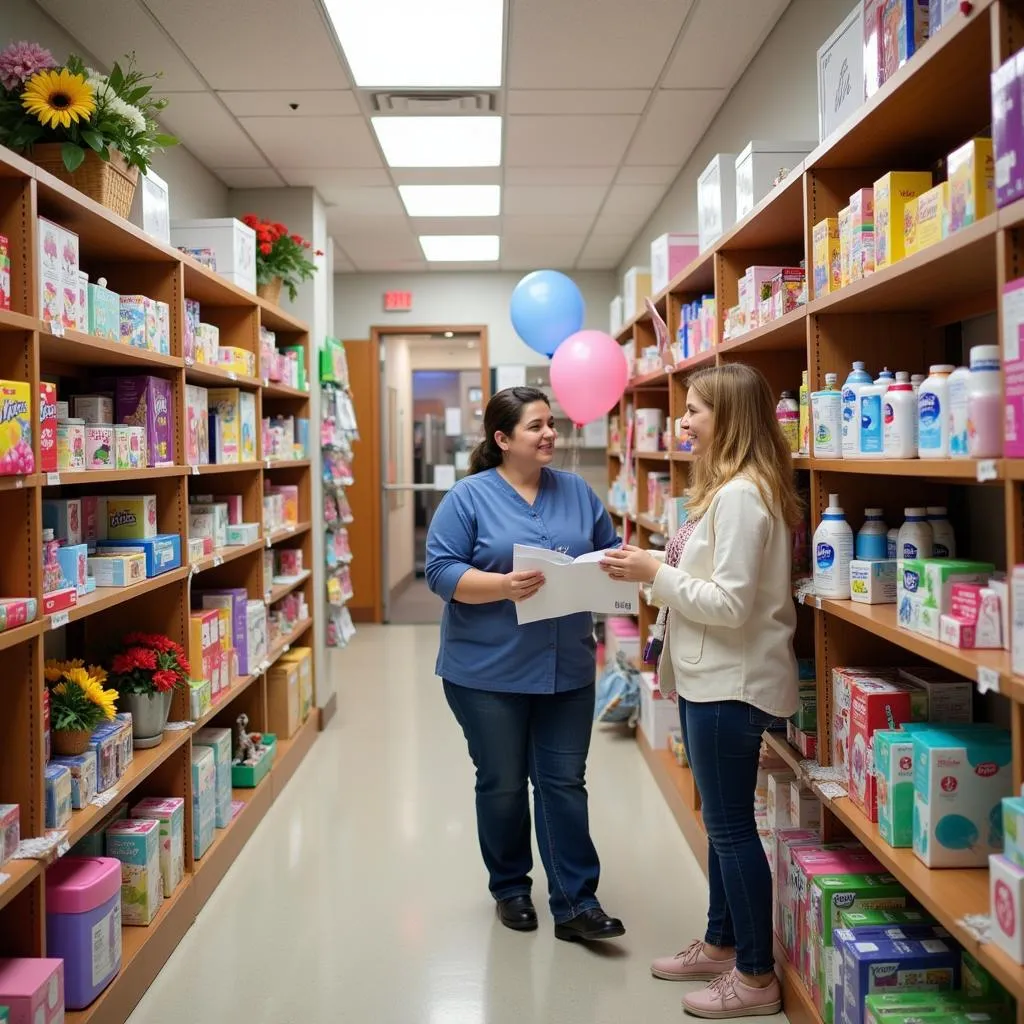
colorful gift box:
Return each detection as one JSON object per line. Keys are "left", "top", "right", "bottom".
{"left": 87, "top": 553, "right": 146, "bottom": 588}
{"left": 191, "top": 746, "right": 216, "bottom": 859}
{"left": 104, "top": 818, "right": 162, "bottom": 925}
{"left": 874, "top": 171, "right": 932, "bottom": 268}
{"left": 115, "top": 376, "right": 174, "bottom": 467}
{"left": 105, "top": 495, "right": 158, "bottom": 541}
{"left": 38, "top": 382, "right": 57, "bottom": 473}
{"left": 49, "top": 754, "right": 97, "bottom": 810}
{"left": 94, "top": 534, "right": 181, "bottom": 577}
{"left": 184, "top": 385, "right": 209, "bottom": 466}
{"left": 44, "top": 763, "right": 72, "bottom": 829}
{"left": 0, "top": 380, "right": 33, "bottom": 476}
{"left": 948, "top": 137, "right": 994, "bottom": 233}
{"left": 0, "top": 959, "right": 64, "bottom": 1024}
{"left": 130, "top": 797, "right": 184, "bottom": 898}
{"left": 208, "top": 388, "right": 241, "bottom": 463}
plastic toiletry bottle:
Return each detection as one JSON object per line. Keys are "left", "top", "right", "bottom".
{"left": 876, "top": 367, "right": 895, "bottom": 384}
{"left": 918, "top": 364, "right": 956, "bottom": 458}
{"left": 883, "top": 372, "right": 917, "bottom": 458}
{"left": 887, "top": 527, "right": 899, "bottom": 559}
{"left": 858, "top": 373, "right": 889, "bottom": 458}
{"left": 777, "top": 390, "right": 800, "bottom": 453}
{"left": 967, "top": 344, "right": 1003, "bottom": 458}
{"left": 856, "top": 508, "right": 889, "bottom": 560}
{"left": 911, "top": 373, "right": 925, "bottom": 393}
{"left": 813, "top": 493, "right": 854, "bottom": 598}
{"left": 799, "top": 370, "right": 810, "bottom": 454}
{"left": 926, "top": 506, "right": 955, "bottom": 558}
{"left": 947, "top": 363, "right": 971, "bottom": 458}
{"left": 811, "top": 373, "right": 842, "bottom": 458}
{"left": 897, "top": 507, "right": 934, "bottom": 560}
{"left": 841, "top": 362, "right": 873, "bottom": 458}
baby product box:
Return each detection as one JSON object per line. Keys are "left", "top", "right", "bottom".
{"left": 87, "top": 278, "right": 119, "bottom": 341}
{"left": 839, "top": 205, "right": 853, "bottom": 286}
{"left": 773, "top": 831, "right": 821, "bottom": 955}
{"left": 990, "top": 854, "right": 1024, "bottom": 964}
{"left": 0, "top": 958, "right": 64, "bottom": 1024}
{"left": 191, "top": 745, "right": 216, "bottom": 859}
{"left": 44, "top": 763, "right": 71, "bottom": 829}
{"left": 874, "top": 171, "right": 932, "bottom": 268}
{"left": 622, "top": 267, "right": 651, "bottom": 322}
{"left": 1002, "top": 279, "right": 1024, "bottom": 458}
{"left": 49, "top": 753, "right": 96, "bottom": 810}
{"left": 913, "top": 725, "right": 1012, "bottom": 867}
{"left": 240, "top": 391, "right": 257, "bottom": 462}
{"left": 96, "top": 534, "right": 181, "bottom": 577}
{"left": 208, "top": 387, "right": 241, "bottom": 463}
{"left": 104, "top": 818, "right": 163, "bottom": 925}
{"left": 198, "top": 588, "right": 249, "bottom": 673}
{"left": 105, "top": 495, "right": 158, "bottom": 541}
{"left": 994, "top": 54, "right": 1024, "bottom": 209}
{"left": 849, "top": 188, "right": 875, "bottom": 281}
{"left": 948, "top": 138, "right": 994, "bottom": 232}
{"left": 813, "top": 218, "right": 842, "bottom": 297}
{"left": 184, "top": 385, "right": 209, "bottom": 466}
{"left": 171, "top": 218, "right": 257, "bottom": 293}
{"left": 193, "top": 728, "right": 232, "bottom": 829}
{"left": 189, "top": 501, "right": 229, "bottom": 550}
{"left": 851, "top": 560, "right": 897, "bottom": 604}
{"left": 1003, "top": 795, "right": 1024, "bottom": 869}
{"left": 115, "top": 375, "right": 174, "bottom": 467}
{"left": 650, "top": 234, "right": 699, "bottom": 295}
{"left": 875, "top": 730, "right": 915, "bottom": 848}
{"left": 130, "top": 797, "right": 184, "bottom": 898}
{"left": 282, "top": 647, "right": 314, "bottom": 722}
{"left": 916, "top": 182, "right": 949, "bottom": 250}
{"left": 38, "top": 382, "right": 56, "bottom": 474}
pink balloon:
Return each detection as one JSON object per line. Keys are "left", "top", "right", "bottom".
{"left": 550, "top": 330, "right": 629, "bottom": 426}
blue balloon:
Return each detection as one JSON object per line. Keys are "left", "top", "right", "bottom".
{"left": 510, "top": 270, "right": 585, "bottom": 358}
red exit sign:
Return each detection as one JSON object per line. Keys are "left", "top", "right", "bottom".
{"left": 383, "top": 290, "right": 413, "bottom": 312}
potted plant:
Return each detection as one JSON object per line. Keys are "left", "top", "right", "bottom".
{"left": 242, "top": 214, "right": 323, "bottom": 304}
{"left": 107, "top": 633, "right": 190, "bottom": 748}
{"left": 0, "top": 44, "right": 177, "bottom": 218}
{"left": 44, "top": 659, "right": 118, "bottom": 755}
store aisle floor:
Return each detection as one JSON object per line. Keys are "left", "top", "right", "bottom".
{"left": 128, "top": 625, "right": 787, "bottom": 1024}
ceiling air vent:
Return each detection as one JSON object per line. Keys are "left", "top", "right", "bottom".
{"left": 372, "top": 92, "right": 496, "bottom": 114}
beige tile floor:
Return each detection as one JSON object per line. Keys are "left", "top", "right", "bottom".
{"left": 128, "top": 625, "right": 788, "bottom": 1024}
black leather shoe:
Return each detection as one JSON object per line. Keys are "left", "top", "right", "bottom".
{"left": 554, "top": 907, "right": 626, "bottom": 942}
{"left": 497, "top": 895, "right": 538, "bottom": 932}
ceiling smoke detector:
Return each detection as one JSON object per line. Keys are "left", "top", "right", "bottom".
{"left": 372, "top": 92, "right": 497, "bottom": 114}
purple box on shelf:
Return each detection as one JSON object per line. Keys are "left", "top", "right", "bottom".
{"left": 115, "top": 375, "right": 174, "bottom": 467}
{"left": 993, "top": 55, "right": 1024, "bottom": 209}
{"left": 196, "top": 587, "right": 250, "bottom": 673}
{"left": 184, "top": 298, "right": 200, "bottom": 362}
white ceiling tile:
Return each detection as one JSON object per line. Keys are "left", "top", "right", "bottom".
{"left": 503, "top": 185, "right": 609, "bottom": 217}
{"left": 506, "top": 115, "right": 638, "bottom": 168}
{"left": 507, "top": 90, "right": 650, "bottom": 115}
{"left": 592, "top": 211, "right": 648, "bottom": 235}
{"left": 409, "top": 217, "right": 502, "bottom": 235}
{"left": 504, "top": 168, "right": 617, "bottom": 186}
{"left": 142, "top": 0, "right": 350, "bottom": 89}
{"left": 578, "top": 234, "right": 635, "bottom": 263}
{"left": 502, "top": 215, "right": 597, "bottom": 235}
{"left": 356, "top": 258, "right": 428, "bottom": 272}
{"left": 337, "top": 232, "right": 423, "bottom": 263}
{"left": 616, "top": 166, "right": 679, "bottom": 186}
{"left": 214, "top": 168, "right": 286, "bottom": 188}
{"left": 390, "top": 168, "right": 502, "bottom": 186}
{"left": 508, "top": 0, "right": 696, "bottom": 89}
{"left": 157, "top": 93, "right": 268, "bottom": 168}
{"left": 240, "top": 116, "right": 381, "bottom": 168}
{"left": 280, "top": 168, "right": 391, "bottom": 192}
{"left": 218, "top": 91, "right": 360, "bottom": 117}
{"left": 625, "top": 89, "right": 724, "bottom": 166}
{"left": 36, "top": 0, "right": 207, "bottom": 91}
{"left": 317, "top": 188, "right": 405, "bottom": 217}
{"left": 601, "top": 185, "right": 667, "bottom": 219}
{"left": 663, "top": 0, "right": 791, "bottom": 89}
{"left": 501, "top": 236, "right": 583, "bottom": 268}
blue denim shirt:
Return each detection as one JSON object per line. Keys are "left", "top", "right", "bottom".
{"left": 425, "top": 468, "right": 620, "bottom": 694}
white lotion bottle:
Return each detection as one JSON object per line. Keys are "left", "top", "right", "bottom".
{"left": 813, "top": 493, "right": 854, "bottom": 598}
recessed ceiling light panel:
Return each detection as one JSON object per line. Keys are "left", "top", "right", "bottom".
{"left": 399, "top": 184, "right": 501, "bottom": 217}
{"left": 419, "top": 235, "right": 500, "bottom": 262}
{"left": 372, "top": 116, "right": 502, "bottom": 168}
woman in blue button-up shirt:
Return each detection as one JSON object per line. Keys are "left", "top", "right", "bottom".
{"left": 426, "top": 386, "right": 625, "bottom": 943}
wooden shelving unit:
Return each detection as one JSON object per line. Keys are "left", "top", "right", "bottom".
{"left": 0, "top": 145, "right": 321, "bottom": 1020}
{"left": 611, "top": 0, "right": 1024, "bottom": 1014}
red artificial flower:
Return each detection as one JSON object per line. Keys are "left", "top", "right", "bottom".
{"left": 177, "top": 653, "right": 191, "bottom": 676}
{"left": 290, "top": 233, "right": 303, "bottom": 244}
{"left": 260, "top": 242, "right": 272, "bottom": 255}
{"left": 242, "top": 213, "right": 259, "bottom": 229}
{"left": 152, "top": 669, "right": 177, "bottom": 692}
{"left": 273, "top": 222, "right": 287, "bottom": 235}
{"left": 133, "top": 647, "right": 158, "bottom": 670}
{"left": 315, "top": 250, "right": 325, "bottom": 257}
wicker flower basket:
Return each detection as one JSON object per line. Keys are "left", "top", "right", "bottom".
{"left": 30, "top": 145, "right": 139, "bottom": 220}
{"left": 257, "top": 276, "right": 283, "bottom": 305}
{"left": 52, "top": 727, "right": 93, "bottom": 756}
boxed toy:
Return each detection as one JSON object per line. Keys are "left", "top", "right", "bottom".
{"left": 130, "top": 797, "right": 184, "bottom": 898}
{"left": 191, "top": 745, "right": 216, "bottom": 859}
{"left": 115, "top": 376, "right": 174, "bottom": 467}
{"left": 49, "top": 754, "right": 97, "bottom": 810}
{"left": 880, "top": 0, "right": 929, "bottom": 81}
{"left": 948, "top": 138, "right": 994, "bottom": 233}
{"left": 105, "top": 495, "right": 158, "bottom": 541}
{"left": 208, "top": 387, "right": 241, "bottom": 463}
{"left": 0, "top": 380, "right": 33, "bottom": 477}
{"left": 87, "top": 277, "right": 119, "bottom": 341}
{"left": 193, "top": 728, "right": 232, "bottom": 828}
{"left": 913, "top": 725, "right": 1012, "bottom": 867}
{"left": 198, "top": 588, "right": 249, "bottom": 673}
{"left": 38, "top": 382, "right": 56, "bottom": 474}
{"left": 874, "top": 171, "right": 932, "bottom": 268}
{"left": 44, "top": 763, "right": 72, "bottom": 829}
{"left": 994, "top": 55, "right": 1024, "bottom": 209}
{"left": 875, "top": 730, "right": 915, "bottom": 847}
{"left": 56, "top": 543, "right": 88, "bottom": 596}
{"left": 184, "top": 385, "right": 209, "bottom": 466}
{"left": 0, "top": 959, "right": 64, "bottom": 1024}
{"left": 105, "top": 818, "right": 162, "bottom": 925}
{"left": 42, "top": 498, "right": 81, "bottom": 546}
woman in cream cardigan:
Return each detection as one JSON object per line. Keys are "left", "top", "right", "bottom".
{"left": 600, "top": 363, "right": 801, "bottom": 1019}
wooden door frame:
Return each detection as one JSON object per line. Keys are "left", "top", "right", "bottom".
{"left": 370, "top": 324, "right": 490, "bottom": 623}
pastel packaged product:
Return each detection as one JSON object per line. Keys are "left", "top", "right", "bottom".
{"left": 915, "top": 182, "right": 949, "bottom": 250}
{"left": 119, "top": 295, "right": 148, "bottom": 349}
{"left": 0, "top": 380, "right": 34, "bottom": 476}
{"left": 49, "top": 754, "right": 97, "bottom": 809}
{"left": 208, "top": 387, "right": 241, "bottom": 463}
{"left": 866, "top": 995, "right": 1010, "bottom": 1024}
{"left": 880, "top": 0, "right": 929, "bottom": 80}
{"left": 42, "top": 498, "right": 82, "bottom": 545}
{"left": 187, "top": 537, "right": 205, "bottom": 562}
{"left": 130, "top": 797, "right": 184, "bottom": 897}
{"left": 44, "top": 856, "right": 122, "bottom": 1008}
{"left": 947, "top": 137, "right": 994, "bottom": 233}
{"left": 87, "top": 277, "right": 120, "bottom": 341}
{"left": 87, "top": 552, "right": 146, "bottom": 588}
{"left": 850, "top": 560, "right": 897, "bottom": 604}
{"left": 153, "top": 300, "right": 170, "bottom": 354}
{"left": 193, "top": 728, "right": 232, "bottom": 828}
{"left": 81, "top": 424, "right": 113, "bottom": 469}
{"left": 0, "top": 805, "right": 19, "bottom": 866}
{"left": 105, "top": 495, "right": 158, "bottom": 540}
{"left": 105, "top": 818, "right": 162, "bottom": 925}
{"left": 197, "top": 588, "right": 249, "bottom": 673}
{"left": 56, "top": 418, "right": 85, "bottom": 471}
{"left": 990, "top": 854, "right": 1024, "bottom": 964}
{"left": 0, "top": 233, "right": 9, "bottom": 310}
{"left": 267, "top": 484, "right": 299, "bottom": 525}
{"left": 44, "top": 763, "right": 72, "bottom": 829}
{"left": 95, "top": 534, "right": 181, "bottom": 577}
{"left": 184, "top": 385, "right": 209, "bottom": 465}
{"left": 189, "top": 677, "right": 212, "bottom": 720}
{"left": 240, "top": 390, "right": 257, "bottom": 462}
{"left": 217, "top": 345, "right": 256, "bottom": 377}
{"left": 875, "top": 730, "right": 915, "bottom": 848}
{"left": 56, "top": 543, "right": 88, "bottom": 595}
{"left": 841, "top": 936, "right": 959, "bottom": 1024}
{"left": 904, "top": 195, "right": 920, "bottom": 257}
{"left": 191, "top": 745, "right": 217, "bottom": 860}
{"left": 0, "top": 958, "right": 64, "bottom": 1024}
{"left": 873, "top": 171, "right": 932, "bottom": 268}
{"left": 38, "top": 382, "right": 57, "bottom": 474}
{"left": 849, "top": 188, "right": 875, "bottom": 281}
{"left": 227, "top": 522, "right": 259, "bottom": 546}
{"left": 189, "top": 502, "right": 229, "bottom": 548}
{"left": 281, "top": 346, "right": 307, "bottom": 389}
{"left": 115, "top": 375, "right": 173, "bottom": 467}
{"left": 789, "top": 780, "right": 821, "bottom": 829}
{"left": 812, "top": 218, "right": 841, "bottom": 297}
{"left": 913, "top": 725, "right": 1012, "bottom": 867}
{"left": 899, "top": 559, "right": 994, "bottom": 638}
{"left": 790, "top": 688, "right": 817, "bottom": 731}
{"left": 281, "top": 647, "right": 313, "bottom": 722}
{"left": 73, "top": 395, "right": 113, "bottom": 425}
{"left": 183, "top": 299, "right": 200, "bottom": 362}
{"left": 247, "top": 599, "right": 268, "bottom": 669}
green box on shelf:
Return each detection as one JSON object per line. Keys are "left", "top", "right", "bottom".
{"left": 962, "top": 949, "right": 1016, "bottom": 1009}
{"left": 1, "top": 1005, "right": 9, "bottom": 1024}
{"left": 280, "top": 347, "right": 307, "bottom": 389}
{"left": 790, "top": 690, "right": 817, "bottom": 731}
{"left": 231, "top": 734, "right": 276, "bottom": 788}
{"left": 840, "top": 908, "right": 934, "bottom": 928}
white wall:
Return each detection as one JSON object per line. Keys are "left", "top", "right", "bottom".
{"left": 618, "top": 0, "right": 854, "bottom": 274}
{"left": 334, "top": 270, "right": 618, "bottom": 366}
{"left": 2, "top": 0, "right": 228, "bottom": 220}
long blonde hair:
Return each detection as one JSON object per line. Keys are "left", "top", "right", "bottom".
{"left": 684, "top": 363, "right": 803, "bottom": 528}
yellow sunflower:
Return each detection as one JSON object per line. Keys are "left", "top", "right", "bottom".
{"left": 65, "top": 667, "right": 117, "bottom": 720}
{"left": 44, "top": 657, "right": 84, "bottom": 683}
{"left": 22, "top": 68, "right": 95, "bottom": 130}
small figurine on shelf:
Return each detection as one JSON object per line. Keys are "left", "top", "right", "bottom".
{"left": 233, "top": 712, "right": 262, "bottom": 765}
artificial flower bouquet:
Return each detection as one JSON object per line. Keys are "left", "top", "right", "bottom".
{"left": 107, "top": 632, "right": 191, "bottom": 696}
{"left": 45, "top": 658, "right": 118, "bottom": 754}
{"left": 242, "top": 213, "right": 324, "bottom": 303}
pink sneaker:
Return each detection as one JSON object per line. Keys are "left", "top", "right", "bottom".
{"left": 651, "top": 940, "right": 736, "bottom": 981}
{"left": 683, "top": 970, "right": 782, "bottom": 1018}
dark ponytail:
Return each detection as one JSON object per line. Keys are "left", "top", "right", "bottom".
{"left": 468, "top": 386, "right": 550, "bottom": 475}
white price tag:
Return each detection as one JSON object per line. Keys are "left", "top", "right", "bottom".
{"left": 185, "top": 356, "right": 195, "bottom": 367}
{"left": 51, "top": 320, "right": 65, "bottom": 338}
{"left": 227, "top": 371, "right": 238, "bottom": 381}
{"left": 13, "top": 478, "right": 22, "bottom": 488}
{"left": 56, "top": 839, "right": 70, "bottom": 858}
{"left": 266, "top": 536, "right": 273, "bottom": 548}
{"left": 189, "top": 562, "right": 200, "bottom": 577}
{"left": 164, "top": 720, "right": 195, "bottom": 731}
{"left": 814, "top": 596, "right": 822, "bottom": 610}
{"left": 213, "top": 554, "right": 224, "bottom": 567}
{"left": 91, "top": 788, "right": 120, "bottom": 808}
{"left": 0, "top": 872, "right": 10, "bottom": 887}
{"left": 977, "top": 666, "right": 1001, "bottom": 694}
{"left": 265, "top": 458, "right": 272, "bottom": 469}
{"left": 262, "top": 377, "right": 269, "bottom": 387}
{"left": 976, "top": 459, "right": 999, "bottom": 482}
{"left": 49, "top": 611, "right": 69, "bottom": 629}
{"left": 286, "top": 523, "right": 295, "bottom": 533}
{"left": 283, "top": 644, "right": 290, "bottom": 654}
{"left": 46, "top": 472, "right": 60, "bottom": 485}
{"left": 191, "top": 464, "right": 200, "bottom": 475}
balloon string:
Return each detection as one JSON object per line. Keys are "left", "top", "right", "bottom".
{"left": 572, "top": 424, "right": 580, "bottom": 473}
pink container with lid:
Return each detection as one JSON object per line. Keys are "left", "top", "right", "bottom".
{"left": 45, "top": 856, "right": 122, "bottom": 1009}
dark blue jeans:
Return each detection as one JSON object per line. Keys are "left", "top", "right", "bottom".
{"left": 679, "top": 698, "right": 781, "bottom": 975}
{"left": 443, "top": 680, "right": 601, "bottom": 924}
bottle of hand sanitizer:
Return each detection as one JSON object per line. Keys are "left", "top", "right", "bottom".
{"left": 813, "top": 493, "right": 854, "bottom": 598}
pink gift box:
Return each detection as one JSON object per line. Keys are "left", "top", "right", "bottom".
{"left": 0, "top": 959, "right": 64, "bottom": 1024}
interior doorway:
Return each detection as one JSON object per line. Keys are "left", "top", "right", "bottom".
{"left": 377, "top": 326, "right": 490, "bottom": 625}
